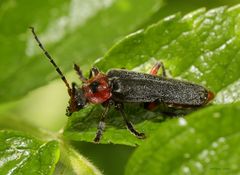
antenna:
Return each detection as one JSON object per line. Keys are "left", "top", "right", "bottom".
{"left": 29, "top": 27, "right": 71, "bottom": 94}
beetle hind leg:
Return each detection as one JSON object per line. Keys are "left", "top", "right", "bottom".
{"left": 115, "top": 103, "right": 145, "bottom": 139}
{"left": 150, "top": 61, "right": 166, "bottom": 77}
{"left": 144, "top": 100, "right": 159, "bottom": 111}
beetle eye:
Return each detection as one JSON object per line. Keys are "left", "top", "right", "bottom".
{"left": 90, "top": 81, "right": 99, "bottom": 93}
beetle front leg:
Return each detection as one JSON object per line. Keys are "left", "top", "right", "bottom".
{"left": 150, "top": 62, "right": 166, "bottom": 77}
{"left": 74, "top": 64, "right": 87, "bottom": 82}
{"left": 94, "top": 102, "right": 111, "bottom": 143}
{"left": 89, "top": 67, "right": 100, "bottom": 79}
{"left": 115, "top": 103, "right": 145, "bottom": 139}
{"left": 66, "top": 82, "right": 78, "bottom": 116}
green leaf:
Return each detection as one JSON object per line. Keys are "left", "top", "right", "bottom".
{"left": 142, "top": 0, "right": 240, "bottom": 27}
{"left": 0, "top": 130, "right": 59, "bottom": 175}
{"left": 54, "top": 142, "right": 102, "bottom": 175}
{"left": 96, "top": 5, "right": 240, "bottom": 94}
{"left": 125, "top": 102, "right": 240, "bottom": 175}
{"left": 64, "top": 5, "right": 240, "bottom": 145}
{"left": 0, "top": 118, "right": 102, "bottom": 175}
{"left": 0, "top": 0, "right": 162, "bottom": 103}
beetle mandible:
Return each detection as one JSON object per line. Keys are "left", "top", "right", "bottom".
{"left": 30, "top": 27, "right": 214, "bottom": 142}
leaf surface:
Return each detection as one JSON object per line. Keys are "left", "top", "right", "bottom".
{"left": 64, "top": 5, "right": 240, "bottom": 145}
{"left": 125, "top": 102, "right": 240, "bottom": 175}
{"left": 0, "top": 130, "right": 59, "bottom": 175}
{"left": 0, "top": 119, "right": 102, "bottom": 175}
{"left": 54, "top": 142, "right": 102, "bottom": 175}
{"left": 96, "top": 5, "right": 240, "bottom": 94}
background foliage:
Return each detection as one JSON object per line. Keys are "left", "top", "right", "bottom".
{"left": 0, "top": 0, "right": 240, "bottom": 175}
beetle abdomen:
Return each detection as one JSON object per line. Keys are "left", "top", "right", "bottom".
{"left": 107, "top": 69, "right": 209, "bottom": 106}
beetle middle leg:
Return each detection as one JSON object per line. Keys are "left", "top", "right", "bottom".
{"left": 115, "top": 103, "right": 145, "bottom": 139}
{"left": 150, "top": 61, "right": 166, "bottom": 77}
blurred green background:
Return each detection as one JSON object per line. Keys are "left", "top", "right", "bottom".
{"left": 1, "top": 0, "right": 240, "bottom": 175}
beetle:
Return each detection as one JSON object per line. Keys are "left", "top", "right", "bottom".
{"left": 30, "top": 27, "right": 214, "bottom": 142}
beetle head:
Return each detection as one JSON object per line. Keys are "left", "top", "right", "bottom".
{"left": 66, "top": 85, "right": 87, "bottom": 116}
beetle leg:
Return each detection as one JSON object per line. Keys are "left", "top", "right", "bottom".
{"left": 144, "top": 100, "right": 159, "bottom": 111}
{"left": 69, "top": 82, "right": 78, "bottom": 100}
{"left": 94, "top": 101, "right": 111, "bottom": 143}
{"left": 71, "top": 82, "right": 76, "bottom": 95}
{"left": 115, "top": 103, "right": 145, "bottom": 139}
{"left": 66, "top": 82, "right": 78, "bottom": 116}
{"left": 150, "top": 62, "right": 166, "bottom": 77}
{"left": 74, "top": 64, "right": 87, "bottom": 82}
{"left": 89, "top": 67, "right": 100, "bottom": 79}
